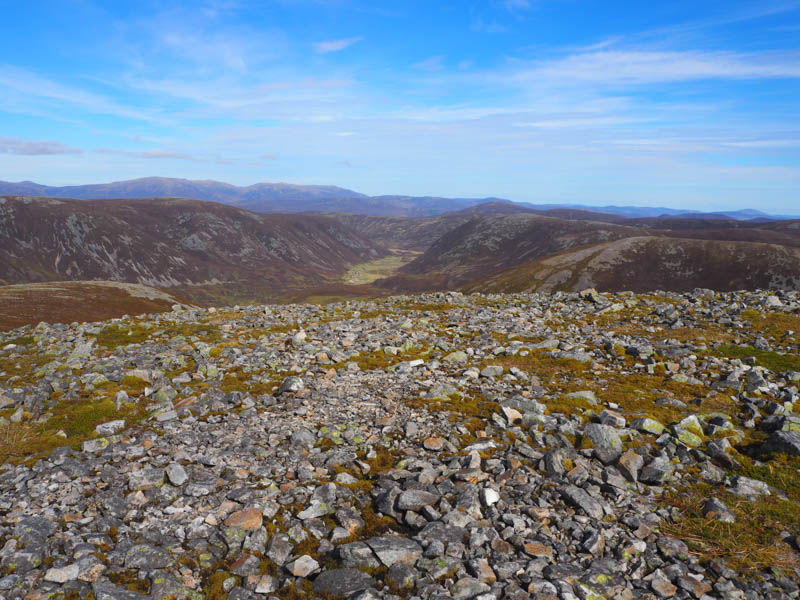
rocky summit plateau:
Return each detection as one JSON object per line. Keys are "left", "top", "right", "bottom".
{"left": 1, "top": 288, "right": 800, "bottom": 600}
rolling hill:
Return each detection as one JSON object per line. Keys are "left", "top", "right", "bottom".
{"left": 376, "top": 212, "right": 800, "bottom": 293}
{"left": 2, "top": 192, "right": 798, "bottom": 305}
{"left": 378, "top": 213, "right": 641, "bottom": 291}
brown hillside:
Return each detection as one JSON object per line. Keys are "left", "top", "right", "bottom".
{"left": 467, "top": 236, "right": 800, "bottom": 293}
{"left": 0, "top": 196, "right": 387, "bottom": 303}
{"left": 0, "top": 281, "right": 191, "bottom": 330}
{"left": 378, "top": 213, "right": 641, "bottom": 290}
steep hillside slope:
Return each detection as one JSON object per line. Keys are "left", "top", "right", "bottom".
{"left": 379, "top": 213, "right": 640, "bottom": 290}
{"left": 467, "top": 236, "right": 800, "bottom": 293}
{"left": 375, "top": 211, "right": 800, "bottom": 293}
{"left": 0, "top": 196, "right": 386, "bottom": 303}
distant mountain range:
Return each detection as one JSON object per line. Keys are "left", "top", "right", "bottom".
{"left": 0, "top": 177, "right": 795, "bottom": 220}
{"left": 1, "top": 193, "right": 799, "bottom": 307}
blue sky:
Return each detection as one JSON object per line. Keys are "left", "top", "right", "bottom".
{"left": 1, "top": 0, "right": 799, "bottom": 212}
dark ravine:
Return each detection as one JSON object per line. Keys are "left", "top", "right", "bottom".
{"left": 0, "top": 289, "right": 798, "bottom": 598}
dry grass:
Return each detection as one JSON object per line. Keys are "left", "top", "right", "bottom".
{"left": 0, "top": 385, "right": 151, "bottom": 465}
{"left": 0, "top": 423, "right": 37, "bottom": 463}
{"left": 663, "top": 482, "right": 800, "bottom": 572}
{"left": 741, "top": 309, "right": 800, "bottom": 340}
{"left": 343, "top": 252, "right": 419, "bottom": 285}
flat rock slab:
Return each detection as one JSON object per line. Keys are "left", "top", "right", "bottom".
{"left": 583, "top": 423, "right": 622, "bottom": 464}
{"left": 93, "top": 582, "right": 151, "bottom": 600}
{"left": 366, "top": 535, "right": 423, "bottom": 567}
{"left": 559, "top": 484, "right": 604, "bottom": 520}
{"left": 124, "top": 544, "right": 171, "bottom": 569}
{"left": 165, "top": 462, "right": 188, "bottom": 486}
{"left": 396, "top": 489, "right": 439, "bottom": 511}
{"left": 313, "top": 568, "right": 376, "bottom": 597}
{"left": 288, "top": 555, "right": 320, "bottom": 577}
{"left": 225, "top": 507, "right": 263, "bottom": 530}
{"left": 44, "top": 564, "right": 80, "bottom": 583}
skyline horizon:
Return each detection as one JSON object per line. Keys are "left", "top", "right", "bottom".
{"left": 1, "top": 1, "right": 799, "bottom": 212}
{"left": 1, "top": 173, "right": 797, "bottom": 218}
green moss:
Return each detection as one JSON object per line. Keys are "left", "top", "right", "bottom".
{"left": 120, "top": 376, "right": 148, "bottom": 395}
{"left": 203, "top": 571, "right": 238, "bottom": 600}
{"left": 334, "top": 501, "right": 396, "bottom": 545}
{"left": 91, "top": 320, "right": 221, "bottom": 349}
{"left": 737, "top": 452, "right": 800, "bottom": 503}
{"left": 740, "top": 310, "right": 800, "bottom": 341}
{"left": 107, "top": 570, "right": 151, "bottom": 593}
{"left": 90, "top": 323, "right": 154, "bottom": 347}
{"left": 405, "top": 392, "right": 500, "bottom": 421}
{"left": 220, "top": 369, "right": 278, "bottom": 395}
{"left": 364, "top": 444, "right": 401, "bottom": 473}
{"left": 6, "top": 335, "right": 34, "bottom": 346}
{"left": 714, "top": 345, "right": 800, "bottom": 373}
{"left": 0, "top": 387, "right": 149, "bottom": 465}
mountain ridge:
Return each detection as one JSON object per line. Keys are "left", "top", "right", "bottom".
{"left": 0, "top": 177, "right": 795, "bottom": 220}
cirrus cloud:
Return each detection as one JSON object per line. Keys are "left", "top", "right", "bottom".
{"left": 313, "top": 36, "right": 363, "bottom": 54}
{"left": 0, "top": 136, "right": 82, "bottom": 155}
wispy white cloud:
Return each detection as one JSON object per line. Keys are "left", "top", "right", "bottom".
{"left": 0, "top": 136, "right": 82, "bottom": 155}
{"left": 0, "top": 65, "right": 157, "bottom": 122}
{"left": 514, "top": 116, "right": 644, "bottom": 128}
{"left": 724, "top": 139, "right": 800, "bottom": 148}
{"left": 314, "top": 36, "right": 363, "bottom": 53}
{"left": 1, "top": 2, "right": 798, "bottom": 211}
{"left": 632, "top": 1, "right": 800, "bottom": 42}
{"left": 103, "top": 5, "right": 290, "bottom": 84}
{"left": 522, "top": 50, "right": 800, "bottom": 85}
